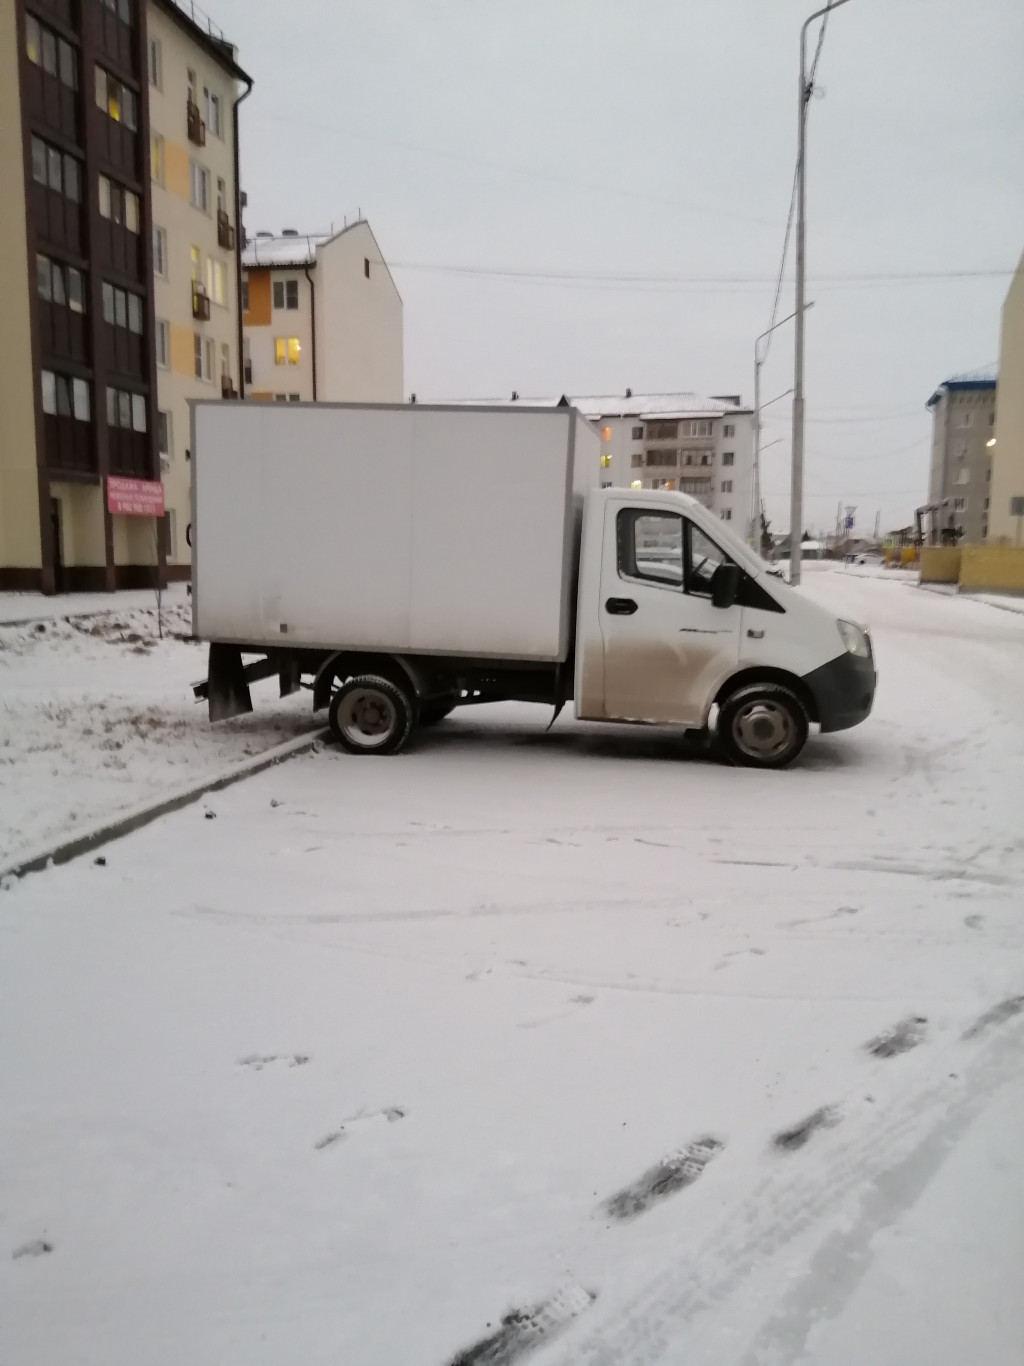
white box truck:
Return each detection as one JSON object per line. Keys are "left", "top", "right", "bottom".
{"left": 191, "top": 401, "right": 875, "bottom": 768}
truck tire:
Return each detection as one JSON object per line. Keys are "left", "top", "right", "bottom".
{"left": 418, "top": 696, "right": 458, "bottom": 727}
{"left": 716, "top": 682, "right": 808, "bottom": 769}
{"left": 328, "top": 675, "right": 414, "bottom": 755}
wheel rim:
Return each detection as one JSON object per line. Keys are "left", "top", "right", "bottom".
{"left": 337, "top": 689, "right": 397, "bottom": 749}
{"left": 731, "top": 699, "right": 794, "bottom": 761}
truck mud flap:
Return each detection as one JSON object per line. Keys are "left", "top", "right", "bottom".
{"left": 207, "top": 643, "right": 253, "bottom": 722}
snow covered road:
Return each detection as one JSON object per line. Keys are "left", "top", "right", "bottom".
{"left": 2, "top": 568, "right": 1023, "bottom": 1365}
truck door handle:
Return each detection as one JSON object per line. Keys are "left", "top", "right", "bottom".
{"left": 605, "top": 597, "right": 638, "bottom": 615}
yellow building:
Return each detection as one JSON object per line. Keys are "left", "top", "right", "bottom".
{"left": 989, "top": 250, "right": 1024, "bottom": 545}
{"left": 0, "top": 0, "right": 248, "bottom": 592}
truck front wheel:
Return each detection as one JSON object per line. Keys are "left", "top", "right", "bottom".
{"left": 716, "top": 682, "right": 808, "bottom": 769}
{"left": 328, "top": 675, "right": 414, "bottom": 755}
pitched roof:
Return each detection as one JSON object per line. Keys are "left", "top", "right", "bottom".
{"left": 568, "top": 392, "right": 751, "bottom": 419}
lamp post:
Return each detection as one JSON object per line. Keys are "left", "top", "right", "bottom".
{"left": 752, "top": 305, "right": 812, "bottom": 549}
{"left": 791, "top": 0, "right": 853, "bottom": 586}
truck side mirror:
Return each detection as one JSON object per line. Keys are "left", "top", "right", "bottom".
{"left": 711, "top": 563, "right": 741, "bottom": 610}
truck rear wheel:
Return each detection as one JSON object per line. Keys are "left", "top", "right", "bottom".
{"left": 328, "top": 675, "right": 414, "bottom": 755}
{"left": 716, "top": 682, "right": 808, "bottom": 769}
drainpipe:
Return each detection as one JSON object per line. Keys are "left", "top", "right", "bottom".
{"left": 303, "top": 261, "right": 317, "bottom": 400}
{"left": 232, "top": 72, "right": 254, "bottom": 397}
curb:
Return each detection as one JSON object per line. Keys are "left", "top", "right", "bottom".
{"left": 0, "top": 728, "right": 329, "bottom": 883}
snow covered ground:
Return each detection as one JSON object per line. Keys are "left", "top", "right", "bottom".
{"left": 0, "top": 599, "right": 313, "bottom": 865}
{"left": 2, "top": 567, "right": 1023, "bottom": 1365}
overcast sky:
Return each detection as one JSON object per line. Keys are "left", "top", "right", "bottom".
{"left": 208, "top": 0, "right": 1023, "bottom": 534}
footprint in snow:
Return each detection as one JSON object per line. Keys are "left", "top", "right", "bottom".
{"left": 315, "top": 1107, "right": 406, "bottom": 1151}
{"left": 238, "top": 1054, "right": 309, "bottom": 1071}
{"left": 865, "top": 1015, "right": 927, "bottom": 1058}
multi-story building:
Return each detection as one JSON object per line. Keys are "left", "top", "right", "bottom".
{"left": 147, "top": 0, "right": 249, "bottom": 576}
{"left": 989, "top": 249, "right": 1024, "bottom": 544}
{"left": 241, "top": 221, "right": 403, "bottom": 404}
{"left": 568, "top": 392, "right": 755, "bottom": 531}
{"left": 0, "top": 0, "right": 247, "bottom": 591}
{"left": 925, "top": 373, "right": 997, "bottom": 544}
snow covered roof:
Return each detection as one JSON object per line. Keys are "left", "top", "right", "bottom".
{"left": 438, "top": 392, "right": 749, "bottom": 418}
{"left": 926, "top": 369, "right": 998, "bottom": 408}
{"left": 568, "top": 392, "right": 751, "bottom": 420}
{"left": 241, "top": 220, "right": 375, "bottom": 269}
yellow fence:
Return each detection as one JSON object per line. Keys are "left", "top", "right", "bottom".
{"left": 959, "top": 547, "right": 1024, "bottom": 594}
{"left": 919, "top": 546, "right": 961, "bottom": 584}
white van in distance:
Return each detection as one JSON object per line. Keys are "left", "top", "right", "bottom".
{"left": 191, "top": 402, "right": 875, "bottom": 768}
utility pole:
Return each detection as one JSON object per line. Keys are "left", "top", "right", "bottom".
{"left": 752, "top": 304, "right": 812, "bottom": 550}
{"left": 791, "top": 0, "right": 853, "bottom": 586}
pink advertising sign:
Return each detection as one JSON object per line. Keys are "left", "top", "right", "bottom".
{"left": 106, "top": 476, "right": 165, "bottom": 517}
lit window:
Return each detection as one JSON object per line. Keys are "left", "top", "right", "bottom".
{"left": 191, "top": 245, "right": 201, "bottom": 283}
{"left": 206, "top": 258, "right": 225, "bottom": 306}
{"left": 630, "top": 479, "right": 643, "bottom": 489}
{"left": 275, "top": 337, "right": 301, "bottom": 365}
{"left": 25, "top": 13, "right": 40, "bottom": 63}
{"left": 287, "top": 337, "right": 300, "bottom": 364}
{"left": 150, "top": 133, "right": 164, "bottom": 184}
{"left": 600, "top": 454, "right": 611, "bottom": 469}
{"left": 601, "top": 426, "right": 611, "bottom": 440}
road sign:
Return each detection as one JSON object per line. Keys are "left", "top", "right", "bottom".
{"left": 107, "top": 477, "right": 164, "bottom": 517}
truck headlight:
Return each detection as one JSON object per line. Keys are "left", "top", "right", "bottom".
{"left": 838, "top": 619, "right": 871, "bottom": 659}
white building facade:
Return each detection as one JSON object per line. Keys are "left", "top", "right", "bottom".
{"left": 569, "top": 392, "right": 756, "bottom": 532}
{"left": 241, "top": 220, "right": 402, "bottom": 404}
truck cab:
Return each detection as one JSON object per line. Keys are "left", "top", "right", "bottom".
{"left": 574, "top": 489, "right": 876, "bottom": 766}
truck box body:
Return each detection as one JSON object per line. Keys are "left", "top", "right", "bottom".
{"left": 191, "top": 402, "right": 599, "bottom": 660}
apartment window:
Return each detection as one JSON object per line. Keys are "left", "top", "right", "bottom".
{"left": 722, "top": 451, "right": 735, "bottom": 467}
{"left": 274, "top": 337, "right": 301, "bottom": 365}
{"left": 288, "top": 394, "right": 301, "bottom": 402}
{"left": 721, "top": 480, "right": 733, "bottom": 494}
{"left": 194, "top": 335, "right": 214, "bottom": 381}
{"left": 150, "top": 133, "right": 164, "bottom": 184}
{"left": 955, "top": 469, "right": 969, "bottom": 485}
{"left": 600, "top": 453, "right": 612, "bottom": 469}
{"left": 274, "top": 394, "right": 288, "bottom": 402}
{"left": 956, "top": 440, "right": 968, "bottom": 458}
{"left": 204, "top": 88, "right": 222, "bottom": 139}
{"left": 189, "top": 160, "right": 210, "bottom": 212}
{"left": 106, "top": 386, "right": 144, "bottom": 428}
{"left": 163, "top": 509, "right": 177, "bottom": 558}
{"left": 147, "top": 36, "right": 162, "bottom": 89}
{"left": 960, "top": 412, "right": 972, "bottom": 428}
{"left": 124, "top": 189, "right": 139, "bottom": 232}
{"left": 723, "top": 423, "right": 735, "bottom": 438}
{"left": 630, "top": 452, "right": 643, "bottom": 468}
{"left": 646, "top": 450, "right": 678, "bottom": 468}
{"left": 953, "top": 497, "right": 967, "bottom": 512}
{"left": 984, "top": 497, "right": 990, "bottom": 511}
{"left": 364, "top": 257, "right": 371, "bottom": 279}
{"left": 631, "top": 426, "right": 643, "bottom": 440}
{"left": 33, "top": 138, "right": 81, "bottom": 202}
{"left": 157, "top": 409, "right": 172, "bottom": 456}
{"left": 273, "top": 279, "right": 299, "bottom": 310}
{"left": 152, "top": 225, "right": 167, "bottom": 277}
{"left": 721, "top": 509, "right": 733, "bottom": 521}
{"left": 67, "top": 266, "right": 85, "bottom": 313}
{"left": 72, "top": 378, "right": 90, "bottom": 421}
{"left": 206, "top": 258, "right": 225, "bottom": 306}
{"left": 25, "top": 13, "right": 40, "bottom": 61}
{"left": 241, "top": 274, "right": 249, "bottom": 311}
{"left": 220, "top": 342, "right": 230, "bottom": 381}
{"left": 187, "top": 68, "right": 197, "bottom": 103}
{"left": 128, "top": 293, "right": 143, "bottom": 334}
{"left": 95, "top": 66, "right": 137, "bottom": 129}
{"left": 38, "top": 255, "right": 87, "bottom": 315}
{"left": 690, "top": 420, "right": 712, "bottom": 438}
{"left": 98, "top": 175, "right": 138, "bottom": 229}
{"left": 989, "top": 411, "right": 995, "bottom": 426}
{"left": 190, "top": 245, "right": 202, "bottom": 283}
{"left": 155, "top": 319, "right": 169, "bottom": 368}
{"left": 646, "top": 421, "right": 678, "bottom": 440}
{"left": 216, "top": 176, "right": 227, "bottom": 214}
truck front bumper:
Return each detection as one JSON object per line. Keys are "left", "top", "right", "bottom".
{"left": 803, "top": 650, "right": 877, "bottom": 733}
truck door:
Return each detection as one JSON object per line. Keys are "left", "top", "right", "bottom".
{"left": 598, "top": 504, "right": 741, "bottom": 725}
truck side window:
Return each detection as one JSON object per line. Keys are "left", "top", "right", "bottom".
{"left": 617, "top": 509, "right": 683, "bottom": 588}
{"left": 685, "top": 522, "right": 728, "bottom": 597}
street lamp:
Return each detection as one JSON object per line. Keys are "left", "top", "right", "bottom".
{"left": 752, "top": 305, "right": 812, "bottom": 549}
{"left": 791, "top": 0, "right": 854, "bottom": 587}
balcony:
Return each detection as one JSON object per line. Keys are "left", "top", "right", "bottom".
{"left": 221, "top": 376, "right": 238, "bottom": 399}
{"left": 186, "top": 99, "right": 206, "bottom": 146}
{"left": 192, "top": 283, "right": 211, "bottom": 321}
{"left": 243, "top": 359, "right": 253, "bottom": 384}
{"left": 217, "top": 209, "right": 236, "bottom": 250}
